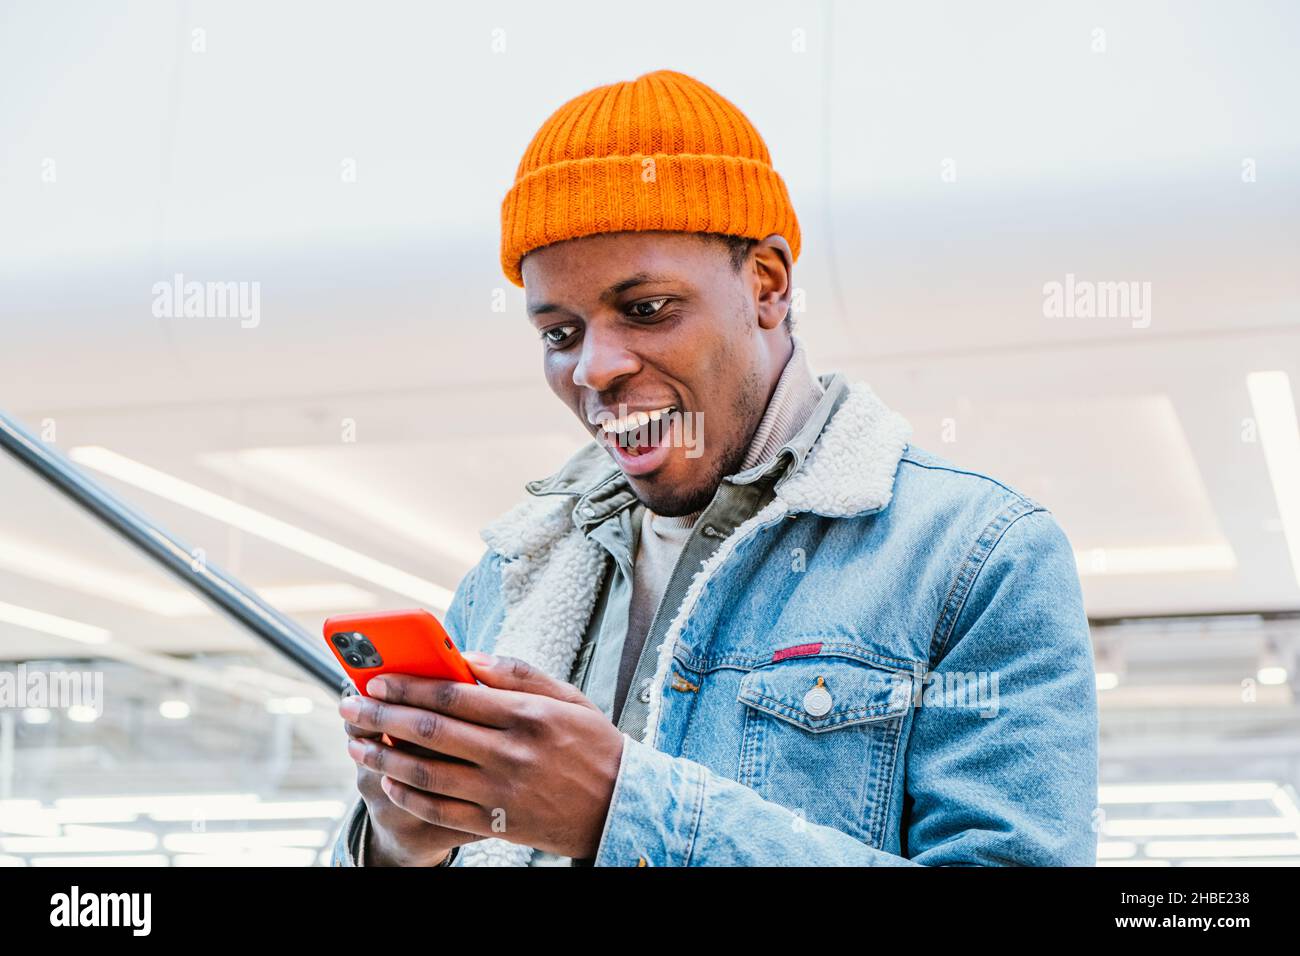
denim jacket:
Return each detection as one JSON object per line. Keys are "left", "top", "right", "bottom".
{"left": 332, "top": 375, "right": 1099, "bottom": 866}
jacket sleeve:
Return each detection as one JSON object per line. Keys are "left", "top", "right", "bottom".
{"left": 592, "top": 507, "right": 1099, "bottom": 866}
{"left": 329, "top": 798, "right": 370, "bottom": 867}
{"left": 329, "top": 550, "right": 497, "bottom": 867}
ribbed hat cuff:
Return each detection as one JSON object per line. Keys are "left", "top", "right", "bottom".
{"left": 500, "top": 151, "right": 801, "bottom": 287}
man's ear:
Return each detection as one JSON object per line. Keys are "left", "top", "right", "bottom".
{"left": 750, "top": 234, "right": 793, "bottom": 332}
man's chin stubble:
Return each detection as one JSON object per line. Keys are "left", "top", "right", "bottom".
{"left": 631, "top": 444, "right": 746, "bottom": 517}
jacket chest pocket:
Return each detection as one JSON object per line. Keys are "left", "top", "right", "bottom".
{"left": 736, "top": 654, "right": 914, "bottom": 847}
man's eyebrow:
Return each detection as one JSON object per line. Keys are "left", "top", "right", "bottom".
{"left": 603, "top": 272, "right": 677, "bottom": 298}
{"left": 526, "top": 272, "right": 678, "bottom": 317}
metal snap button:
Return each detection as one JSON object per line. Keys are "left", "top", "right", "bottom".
{"left": 803, "top": 676, "right": 832, "bottom": 717}
{"left": 580, "top": 505, "right": 596, "bottom": 518}
{"left": 638, "top": 677, "right": 653, "bottom": 703}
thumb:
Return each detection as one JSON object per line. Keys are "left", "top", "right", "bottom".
{"left": 463, "top": 651, "right": 590, "bottom": 706}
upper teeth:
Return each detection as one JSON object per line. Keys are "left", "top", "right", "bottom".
{"left": 599, "top": 406, "right": 674, "bottom": 434}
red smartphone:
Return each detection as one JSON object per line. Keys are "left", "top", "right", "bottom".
{"left": 323, "top": 608, "right": 476, "bottom": 697}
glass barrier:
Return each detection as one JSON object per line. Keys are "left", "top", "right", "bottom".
{"left": 0, "top": 428, "right": 355, "bottom": 867}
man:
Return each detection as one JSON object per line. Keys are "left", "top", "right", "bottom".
{"left": 331, "top": 68, "right": 1099, "bottom": 867}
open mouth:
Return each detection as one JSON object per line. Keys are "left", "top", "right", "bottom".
{"left": 594, "top": 405, "right": 679, "bottom": 476}
{"left": 599, "top": 405, "right": 676, "bottom": 456}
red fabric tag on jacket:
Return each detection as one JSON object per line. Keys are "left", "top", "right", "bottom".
{"left": 772, "top": 642, "right": 823, "bottom": 662}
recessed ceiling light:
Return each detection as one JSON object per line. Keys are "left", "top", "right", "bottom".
{"left": 158, "top": 700, "right": 191, "bottom": 720}
{"left": 65, "top": 705, "right": 100, "bottom": 723}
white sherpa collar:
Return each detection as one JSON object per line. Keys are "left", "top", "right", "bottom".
{"left": 456, "top": 378, "right": 911, "bottom": 867}
{"left": 482, "top": 376, "right": 912, "bottom": 558}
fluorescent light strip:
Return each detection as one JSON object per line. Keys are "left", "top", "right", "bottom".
{"left": 30, "top": 855, "right": 170, "bottom": 867}
{"left": 213, "top": 449, "right": 485, "bottom": 568}
{"left": 1105, "top": 817, "right": 1300, "bottom": 837}
{"left": 149, "top": 800, "right": 345, "bottom": 822}
{"left": 1074, "top": 544, "right": 1236, "bottom": 576}
{"left": 1097, "top": 841, "right": 1137, "bottom": 859}
{"left": 69, "top": 446, "right": 453, "bottom": 610}
{"left": 0, "top": 536, "right": 375, "bottom": 616}
{"left": 1098, "top": 860, "right": 1171, "bottom": 867}
{"left": 0, "top": 599, "right": 111, "bottom": 644}
{"left": 54, "top": 793, "right": 260, "bottom": 816}
{"left": 249, "top": 583, "right": 377, "bottom": 614}
{"left": 1271, "top": 786, "right": 1300, "bottom": 825}
{"left": 135, "top": 583, "right": 378, "bottom": 617}
{"left": 1095, "top": 684, "right": 1291, "bottom": 708}
{"left": 0, "top": 536, "right": 194, "bottom": 615}
{"left": 0, "top": 800, "right": 138, "bottom": 831}
{"left": 1099, "top": 781, "right": 1279, "bottom": 804}
{"left": 6, "top": 795, "right": 348, "bottom": 828}
{"left": 162, "top": 829, "right": 329, "bottom": 852}
{"left": 1144, "top": 839, "right": 1300, "bottom": 859}
{"left": 0, "top": 827, "right": 159, "bottom": 854}
{"left": 1173, "top": 858, "right": 1300, "bottom": 866}
{"left": 1247, "top": 370, "right": 1300, "bottom": 589}
{"left": 172, "top": 849, "right": 317, "bottom": 867}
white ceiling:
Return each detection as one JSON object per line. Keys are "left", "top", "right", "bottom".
{"left": 1, "top": 0, "right": 1298, "bottom": 656}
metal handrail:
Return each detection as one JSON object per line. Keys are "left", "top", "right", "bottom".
{"left": 0, "top": 409, "right": 346, "bottom": 692}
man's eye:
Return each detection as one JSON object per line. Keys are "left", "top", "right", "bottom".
{"left": 627, "top": 297, "right": 669, "bottom": 319}
{"left": 541, "top": 325, "right": 578, "bottom": 347}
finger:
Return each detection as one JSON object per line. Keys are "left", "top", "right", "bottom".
{"left": 348, "top": 723, "right": 461, "bottom": 762}
{"left": 339, "top": 695, "right": 497, "bottom": 763}
{"left": 340, "top": 686, "right": 383, "bottom": 739}
{"left": 461, "top": 652, "right": 590, "bottom": 706}
{"left": 348, "top": 738, "right": 484, "bottom": 804}
{"left": 366, "top": 673, "right": 516, "bottom": 729}
{"left": 380, "top": 777, "right": 496, "bottom": 837}
{"left": 344, "top": 720, "right": 382, "bottom": 740}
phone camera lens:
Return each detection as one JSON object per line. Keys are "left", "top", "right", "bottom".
{"left": 331, "top": 634, "right": 351, "bottom": 649}
{"left": 345, "top": 652, "right": 364, "bottom": 666}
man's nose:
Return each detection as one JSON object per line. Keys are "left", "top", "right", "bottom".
{"left": 572, "top": 328, "right": 639, "bottom": 393}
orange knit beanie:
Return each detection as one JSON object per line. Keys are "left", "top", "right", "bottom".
{"left": 499, "top": 69, "right": 801, "bottom": 287}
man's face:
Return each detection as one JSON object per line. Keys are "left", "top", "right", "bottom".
{"left": 522, "top": 231, "right": 786, "bottom": 516}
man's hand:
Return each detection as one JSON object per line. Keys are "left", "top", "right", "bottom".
{"left": 338, "top": 651, "right": 626, "bottom": 860}
{"left": 342, "top": 689, "right": 483, "bottom": 866}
